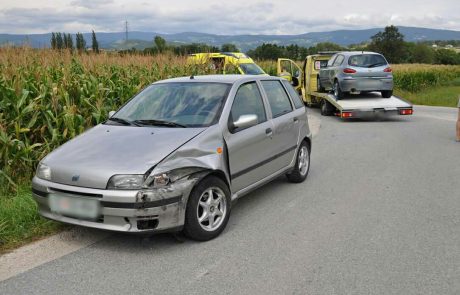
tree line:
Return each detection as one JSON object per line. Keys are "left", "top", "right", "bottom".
{"left": 247, "top": 26, "right": 460, "bottom": 65}
{"left": 50, "top": 31, "right": 99, "bottom": 53}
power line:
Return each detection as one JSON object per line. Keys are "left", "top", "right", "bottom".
{"left": 125, "top": 20, "right": 128, "bottom": 41}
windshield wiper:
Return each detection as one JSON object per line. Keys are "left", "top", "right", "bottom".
{"left": 368, "top": 63, "right": 386, "bottom": 68}
{"left": 108, "top": 117, "right": 138, "bottom": 126}
{"left": 134, "top": 119, "right": 187, "bottom": 128}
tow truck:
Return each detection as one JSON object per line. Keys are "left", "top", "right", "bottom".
{"left": 277, "top": 53, "right": 413, "bottom": 119}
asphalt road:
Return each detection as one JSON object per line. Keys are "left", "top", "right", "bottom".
{"left": 1, "top": 105, "right": 459, "bottom": 295}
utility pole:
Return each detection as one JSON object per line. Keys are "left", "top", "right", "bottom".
{"left": 125, "top": 20, "right": 128, "bottom": 41}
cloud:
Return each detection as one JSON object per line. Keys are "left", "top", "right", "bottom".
{"left": 0, "top": 0, "right": 459, "bottom": 34}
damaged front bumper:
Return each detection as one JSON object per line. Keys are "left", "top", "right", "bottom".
{"left": 31, "top": 176, "right": 198, "bottom": 233}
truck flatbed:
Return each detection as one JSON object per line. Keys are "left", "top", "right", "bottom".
{"left": 312, "top": 91, "right": 413, "bottom": 118}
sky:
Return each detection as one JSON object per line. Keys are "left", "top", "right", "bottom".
{"left": 0, "top": 0, "right": 459, "bottom": 35}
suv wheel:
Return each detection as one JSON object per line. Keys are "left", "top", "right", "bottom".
{"left": 286, "top": 141, "right": 310, "bottom": 183}
{"left": 183, "top": 176, "right": 231, "bottom": 241}
{"left": 381, "top": 90, "right": 393, "bottom": 98}
{"left": 333, "top": 80, "right": 344, "bottom": 100}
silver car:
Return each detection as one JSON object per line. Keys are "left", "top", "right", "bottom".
{"left": 318, "top": 51, "right": 394, "bottom": 99}
{"left": 32, "top": 75, "right": 312, "bottom": 241}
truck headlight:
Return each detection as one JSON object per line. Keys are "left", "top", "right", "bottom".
{"left": 107, "top": 175, "right": 144, "bottom": 190}
{"left": 36, "top": 163, "right": 51, "bottom": 180}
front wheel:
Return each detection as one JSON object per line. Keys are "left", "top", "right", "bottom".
{"left": 333, "top": 80, "right": 344, "bottom": 100}
{"left": 183, "top": 176, "right": 231, "bottom": 241}
{"left": 320, "top": 99, "right": 335, "bottom": 116}
{"left": 286, "top": 141, "right": 310, "bottom": 183}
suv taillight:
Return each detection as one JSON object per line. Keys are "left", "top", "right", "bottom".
{"left": 384, "top": 67, "right": 392, "bottom": 72}
{"left": 343, "top": 68, "right": 356, "bottom": 74}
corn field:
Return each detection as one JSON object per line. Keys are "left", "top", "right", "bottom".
{"left": 0, "top": 48, "right": 215, "bottom": 192}
{"left": 1, "top": 48, "right": 460, "bottom": 192}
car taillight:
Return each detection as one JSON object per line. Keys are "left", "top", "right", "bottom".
{"left": 341, "top": 111, "right": 353, "bottom": 118}
{"left": 343, "top": 68, "right": 356, "bottom": 74}
{"left": 399, "top": 109, "right": 413, "bottom": 115}
{"left": 384, "top": 67, "right": 392, "bottom": 72}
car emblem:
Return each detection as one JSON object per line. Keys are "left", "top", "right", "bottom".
{"left": 72, "top": 175, "right": 80, "bottom": 182}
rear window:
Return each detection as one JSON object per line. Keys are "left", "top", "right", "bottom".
{"left": 348, "top": 54, "right": 388, "bottom": 68}
{"left": 314, "top": 60, "right": 329, "bottom": 70}
{"left": 239, "top": 63, "right": 265, "bottom": 75}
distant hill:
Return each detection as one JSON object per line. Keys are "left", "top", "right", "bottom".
{"left": 1, "top": 26, "right": 460, "bottom": 52}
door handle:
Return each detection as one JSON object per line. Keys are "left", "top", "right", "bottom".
{"left": 293, "top": 117, "right": 299, "bottom": 123}
{"left": 265, "top": 128, "right": 273, "bottom": 136}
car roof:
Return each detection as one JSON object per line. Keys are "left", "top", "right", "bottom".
{"left": 154, "top": 75, "right": 280, "bottom": 84}
{"left": 336, "top": 51, "right": 383, "bottom": 56}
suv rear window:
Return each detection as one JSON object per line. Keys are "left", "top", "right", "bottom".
{"left": 348, "top": 54, "right": 388, "bottom": 68}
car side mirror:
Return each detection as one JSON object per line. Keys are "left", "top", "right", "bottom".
{"left": 108, "top": 111, "right": 116, "bottom": 118}
{"left": 233, "top": 114, "right": 258, "bottom": 131}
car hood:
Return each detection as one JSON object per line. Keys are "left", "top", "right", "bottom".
{"left": 43, "top": 124, "right": 205, "bottom": 189}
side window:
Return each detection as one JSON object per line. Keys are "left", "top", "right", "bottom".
{"left": 225, "top": 63, "right": 240, "bottom": 74}
{"left": 280, "top": 60, "right": 292, "bottom": 74}
{"left": 282, "top": 80, "right": 304, "bottom": 109}
{"left": 261, "top": 80, "right": 293, "bottom": 117}
{"left": 327, "top": 55, "right": 337, "bottom": 67}
{"left": 229, "top": 82, "right": 267, "bottom": 132}
{"left": 333, "top": 55, "right": 345, "bottom": 66}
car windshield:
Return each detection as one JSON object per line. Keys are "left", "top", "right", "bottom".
{"left": 109, "top": 82, "right": 230, "bottom": 127}
{"left": 348, "top": 54, "right": 388, "bottom": 68}
{"left": 239, "top": 63, "right": 265, "bottom": 75}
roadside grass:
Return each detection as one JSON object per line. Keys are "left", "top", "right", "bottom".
{"left": 396, "top": 86, "right": 460, "bottom": 107}
{"left": 0, "top": 185, "right": 65, "bottom": 254}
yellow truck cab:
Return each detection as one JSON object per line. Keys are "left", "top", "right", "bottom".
{"left": 277, "top": 53, "right": 333, "bottom": 106}
{"left": 277, "top": 53, "right": 413, "bottom": 118}
{"left": 189, "top": 52, "right": 267, "bottom": 75}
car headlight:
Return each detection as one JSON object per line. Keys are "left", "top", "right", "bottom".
{"left": 107, "top": 175, "right": 144, "bottom": 190}
{"left": 144, "top": 167, "right": 205, "bottom": 188}
{"left": 36, "top": 163, "right": 51, "bottom": 180}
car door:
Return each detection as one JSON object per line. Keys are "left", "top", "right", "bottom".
{"left": 259, "top": 80, "right": 298, "bottom": 171}
{"left": 224, "top": 81, "right": 278, "bottom": 192}
{"left": 320, "top": 54, "right": 337, "bottom": 88}
{"left": 277, "top": 58, "right": 302, "bottom": 93}
{"left": 330, "top": 54, "right": 345, "bottom": 81}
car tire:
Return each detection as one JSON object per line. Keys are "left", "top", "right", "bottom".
{"left": 381, "top": 90, "right": 393, "bottom": 98}
{"left": 183, "top": 176, "right": 231, "bottom": 241}
{"left": 320, "top": 99, "right": 335, "bottom": 116}
{"left": 333, "top": 80, "right": 344, "bottom": 100}
{"left": 286, "top": 141, "right": 310, "bottom": 183}
{"left": 317, "top": 76, "right": 325, "bottom": 92}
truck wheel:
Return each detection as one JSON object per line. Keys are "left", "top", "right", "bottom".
{"left": 381, "top": 90, "right": 393, "bottom": 98}
{"left": 286, "top": 141, "right": 310, "bottom": 183}
{"left": 317, "top": 76, "right": 325, "bottom": 92}
{"left": 320, "top": 100, "right": 334, "bottom": 116}
{"left": 333, "top": 80, "right": 344, "bottom": 100}
{"left": 183, "top": 176, "right": 231, "bottom": 241}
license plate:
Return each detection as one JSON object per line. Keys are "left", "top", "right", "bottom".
{"left": 49, "top": 194, "right": 100, "bottom": 220}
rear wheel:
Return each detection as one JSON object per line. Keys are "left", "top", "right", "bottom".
{"left": 333, "top": 80, "right": 344, "bottom": 100}
{"left": 320, "top": 99, "right": 335, "bottom": 116}
{"left": 381, "top": 90, "right": 393, "bottom": 98}
{"left": 183, "top": 176, "right": 231, "bottom": 241}
{"left": 286, "top": 141, "right": 310, "bottom": 183}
